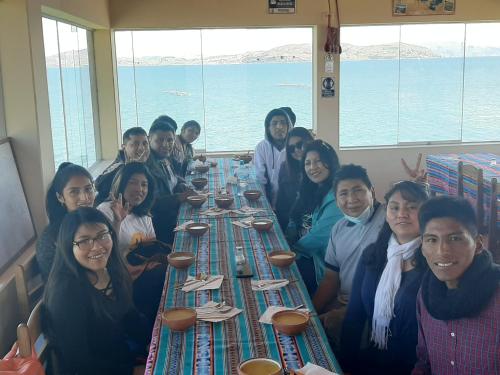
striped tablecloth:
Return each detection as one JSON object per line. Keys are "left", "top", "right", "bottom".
{"left": 145, "top": 158, "right": 342, "bottom": 374}
{"left": 426, "top": 153, "right": 499, "bottom": 226}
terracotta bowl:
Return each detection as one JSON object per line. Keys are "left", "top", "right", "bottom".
{"left": 268, "top": 250, "right": 296, "bottom": 268}
{"left": 252, "top": 219, "right": 273, "bottom": 232}
{"left": 162, "top": 307, "right": 196, "bottom": 331}
{"left": 195, "top": 165, "right": 210, "bottom": 174}
{"left": 191, "top": 177, "right": 208, "bottom": 190}
{"left": 237, "top": 358, "right": 282, "bottom": 375}
{"left": 271, "top": 310, "right": 310, "bottom": 336}
{"left": 186, "top": 222, "right": 209, "bottom": 236}
{"left": 215, "top": 194, "right": 234, "bottom": 209}
{"left": 167, "top": 252, "right": 195, "bottom": 269}
{"left": 243, "top": 190, "right": 262, "bottom": 201}
{"left": 186, "top": 195, "right": 207, "bottom": 208}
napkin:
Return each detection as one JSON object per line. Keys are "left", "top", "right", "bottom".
{"left": 195, "top": 301, "right": 242, "bottom": 322}
{"left": 295, "top": 363, "right": 338, "bottom": 375}
{"left": 181, "top": 275, "right": 224, "bottom": 292}
{"left": 251, "top": 279, "right": 289, "bottom": 291}
{"left": 200, "top": 207, "right": 231, "bottom": 217}
{"left": 259, "top": 306, "right": 310, "bottom": 324}
{"left": 173, "top": 220, "right": 194, "bottom": 232}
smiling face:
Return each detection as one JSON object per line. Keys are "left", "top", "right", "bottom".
{"left": 181, "top": 126, "right": 200, "bottom": 144}
{"left": 304, "top": 150, "right": 330, "bottom": 184}
{"left": 269, "top": 115, "right": 289, "bottom": 142}
{"left": 336, "top": 179, "right": 374, "bottom": 217}
{"left": 57, "top": 175, "right": 95, "bottom": 212}
{"left": 122, "top": 134, "right": 150, "bottom": 162}
{"left": 149, "top": 130, "right": 175, "bottom": 158}
{"left": 386, "top": 191, "right": 421, "bottom": 244}
{"left": 72, "top": 223, "right": 112, "bottom": 273}
{"left": 422, "top": 217, "right": 482, "bottom": 289}
{"left": 123, "top": 173, "right": 148, "bottom": 207}
{"left": 287, "top": 136, "right": 306, "bottom": 161}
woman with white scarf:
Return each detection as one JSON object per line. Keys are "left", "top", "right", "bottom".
{"left": 340, "top": 181, "right": 429, "bottom": 375}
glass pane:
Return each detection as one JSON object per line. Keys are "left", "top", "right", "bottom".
{"left": 42, "top": 18, "right": 96, "bottom": 168}
{"left": 463, "top": 23, "right": 500, "bottom": 142}
{"left": 115, "top": 31, "right": 139, "bottom": 131}
{"left": 340, "top": 26, "right": 400, "bottom": 147}
{"left": 398, "top": 23, "right": 465, "bottom": 143}
{"left": 201, "top": 28, "right": 313, "bottom": 152}
{"left": 115, "top": 30, "right": 205, "bottom": 150}
{"left": 115, "top": 28, "right": 313, "bottom": 153}
{"left": 42, "top": 18, "right": 67, "bottom": 167}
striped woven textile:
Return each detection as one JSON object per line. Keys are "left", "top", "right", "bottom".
{"left": 426, "top": 153, "right": 499, "bottom": 227}
{"left": 145, "top": 158, "right": 342, "bottom": 374}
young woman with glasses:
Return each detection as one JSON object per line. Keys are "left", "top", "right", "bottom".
{"left": 275, "top": 127, "right": 314, "bottom": 230}
{"left": 43, "top": 207, "right": 149, "bottom": 375}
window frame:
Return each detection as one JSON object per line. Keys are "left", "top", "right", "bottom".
{"left": 41, "top": 15, "right": 102, "bottom": 168}
{"left": 339, "top": 21, "right": 500, "bottom": 150}
{"left": 0, "top": 64, "right": 6, "bottom": 139}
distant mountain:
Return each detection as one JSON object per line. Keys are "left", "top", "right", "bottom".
{"left": 44, "top": 42, "right": 500, "bottom": 68}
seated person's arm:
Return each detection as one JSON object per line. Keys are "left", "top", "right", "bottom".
{"left": 254, "top": 143, "right": 268, "bottom": 186}
{"left": 313, "top": 268, "right": 340, "bottom": 313}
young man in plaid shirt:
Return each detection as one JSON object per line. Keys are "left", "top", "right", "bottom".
{"left": 413, "top": 196, "right": 500, "bottom": 374}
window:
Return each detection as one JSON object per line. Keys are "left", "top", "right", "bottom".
{"left": 340, "top": 23, "right": 500, "bottom": 147}
{"left": 42, "top": 18, "right": 98, "bottom": 168}
{"left": 115, "top": 28, "right": 313, "bottom": 152}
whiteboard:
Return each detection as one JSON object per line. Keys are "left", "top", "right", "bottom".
{"left": 0, "top": 139, "right": 36, "bottom": 272}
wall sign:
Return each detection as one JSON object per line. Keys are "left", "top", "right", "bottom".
{"left": 321, "top": 77, "right": 335, "bottom": 98}
{"left": 268, "top": 0, "right": 296, "bottom": 14}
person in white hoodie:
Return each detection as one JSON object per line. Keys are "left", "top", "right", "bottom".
{"left": 254, "top": 107, "right": 294, "bottom": 206}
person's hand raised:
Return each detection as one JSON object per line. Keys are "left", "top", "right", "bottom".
{"left": 401, "top": 153, "right": 427, "bottom": 183}
{"left": 109, "top": 193, "right": 130, "bottom": 222}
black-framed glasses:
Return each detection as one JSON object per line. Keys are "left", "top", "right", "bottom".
{"left": 73, "top": 231, "right": 112, "bottom": 251}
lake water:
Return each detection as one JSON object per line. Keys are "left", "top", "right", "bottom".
{"left": 47, "top": 57, "right": 500, "bottom": 167}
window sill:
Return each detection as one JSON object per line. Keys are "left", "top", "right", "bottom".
{"left": 339, "top": 141, "right": 500, "bottom": 152}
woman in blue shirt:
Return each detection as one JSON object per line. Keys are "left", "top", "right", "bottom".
{"left": 287, "top": 140, "right": 343, "bottom": 295}
{"left": 341, "top": 181, "right": 429, "bottom": 374}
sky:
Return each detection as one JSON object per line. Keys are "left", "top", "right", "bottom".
{"left": 42, "top": 17, "right": 500, "bottom": 59}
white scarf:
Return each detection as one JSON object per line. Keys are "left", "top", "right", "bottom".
{"left": 371, "top": 234, "right": 421, "bottom": 349}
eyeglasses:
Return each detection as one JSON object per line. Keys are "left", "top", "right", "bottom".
{"left": 287, "top": 141, "right": 304, "bottom": 152}
{"left": 73, "top": 231, "right": 112, "bottom": 251}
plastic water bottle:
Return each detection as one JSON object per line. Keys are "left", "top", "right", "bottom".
{"left": 238, "top": 160, "right": 249, "bottom": 189}
{"left": 235, "top": 246, "right": 246, "bottom": 265}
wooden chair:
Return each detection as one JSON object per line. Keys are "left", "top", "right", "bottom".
{"left": 488, "top": 178, "right": 499, "bottom": 261}
{"left": 458, "top": 162, "right": 485, "bottom": 233}
{"left": 15, "top": 256, "right": 44, "bottom": 322}
{"left": 27, "top": 301, "right": 49, "bottom": 362}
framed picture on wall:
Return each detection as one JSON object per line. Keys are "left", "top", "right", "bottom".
{"left": 393, "top": 0, "right": 456, "bottom": 16}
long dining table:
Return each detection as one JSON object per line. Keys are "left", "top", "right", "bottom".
{"left": 145, "top": 157, "right": 342, "bottom": 374}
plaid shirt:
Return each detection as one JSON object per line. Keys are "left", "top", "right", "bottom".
{"left": 412, "top": 287, "right": 500, "bottom": 375}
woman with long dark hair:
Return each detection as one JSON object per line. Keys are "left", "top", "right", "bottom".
{"left": 36, "top": 162, "right": 95, "bottom": 281}
{"left": 98, "top": 162, "right": 165, "bottom": 325}
{"left": 275, "top": 127, "right": 314, "bottom": 230}
{"left": 341, "top": 181, "right": 429, "bottom": 374}
{"left": 287, "top": 139, "right": 343, "bottom": 294}
{"left": 43, "top": 207, "right": 148, "bottom": 375}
